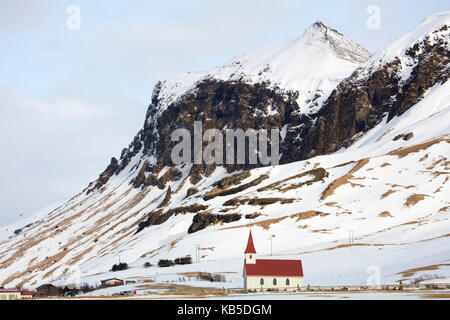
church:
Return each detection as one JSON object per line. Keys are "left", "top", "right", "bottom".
{"left": 243, "top": 230, "right": 304, "bottom": 291}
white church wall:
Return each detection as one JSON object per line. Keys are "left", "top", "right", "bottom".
{"left": 245, "top": 275, "right": 303, "bottom": 291}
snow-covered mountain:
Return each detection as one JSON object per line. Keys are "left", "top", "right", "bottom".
{"left": 155, "top": 21, "right": 370, "bottom": 116}
{"left": 1, "top": 13, "right": 449, "bottom": 289}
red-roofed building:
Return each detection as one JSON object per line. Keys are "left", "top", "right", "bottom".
{"left": 243, "top": 231, "right": 304, "bottom": 291}
{"left": 0, "top": 288, "right": 35, "bottom": 300}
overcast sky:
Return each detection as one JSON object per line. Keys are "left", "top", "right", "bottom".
{"left": 1, "top": 0, "right": 449, "bottom": 226}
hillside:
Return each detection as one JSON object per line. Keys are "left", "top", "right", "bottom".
{"left": 0, "top": 13, "right": 449, "bottom": 289}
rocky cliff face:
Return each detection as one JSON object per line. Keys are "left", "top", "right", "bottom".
{"left": 137, "top": 79, "right": 299, "bottom": 181}
{"left": 87, "top": 18, "right": 449, "bottom": 194}
{"left": 87, "top": 22, "right": 372, "bottom": 193}
{"left": 292, "top": 24, "right": 450, "bottom": 159}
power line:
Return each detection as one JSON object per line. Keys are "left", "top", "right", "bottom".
{"left": 349, "top": 230, "right": 354, "bottom": 246}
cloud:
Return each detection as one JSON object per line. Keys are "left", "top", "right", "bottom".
{"left": 0, "top": 0, "right": 61, "bottom": 34}
{"left": 2, "top": 90, "right": 95, "bottom": 120}
{"left": 0, "top": 88, "right": 143, "bottom": 225}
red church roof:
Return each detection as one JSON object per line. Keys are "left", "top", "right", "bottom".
{"left": 244, "top": 231, "right": 256, "bottom": 254}
{"left": 245, "top": 259, "right": 303, "bottom": 277}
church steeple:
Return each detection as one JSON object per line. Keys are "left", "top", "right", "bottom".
{"left": 244, "top": 230, "right": 256, "bottom": 264}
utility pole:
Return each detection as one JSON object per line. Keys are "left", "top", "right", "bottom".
{"left": 195, "top": 244, "right": 201, "bottom": 264}
{"left": 269, "top": 235, "right": 275, "bottom": 256}
{"left": 349, "top": 230, "right": 354, "bottom": 248}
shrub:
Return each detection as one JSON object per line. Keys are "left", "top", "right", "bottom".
{"left": 195, "top": 272, "right": 226, "bottom": 282}
{"left": 144, "top": 262, "right": 153, "bottom": 268}
{"left": 174, "top": 256, "right": 192, "bottom": 265}
{"left": 211, "top": 273, "right": 226, "bottom": 282}
{"left": 158, "top": 259, "right": 175, "bottom": 268}
{"left": 80, "top": 283, "right": 95, "bottom": 293}
{"left": 158, "top": 256, "right": 192, "bottom": 267}
{"left": 111, "top": 262, "right": 129, "bottom": 272}
{"left": 410, "top": 273, "right": 444, "bottom": 284}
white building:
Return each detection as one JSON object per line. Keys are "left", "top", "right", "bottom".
{"left": 0, "top": 288, "right": 35, "bottom": 300}
{"left": 243, "top": 231, "right": 304, "bottom": 291}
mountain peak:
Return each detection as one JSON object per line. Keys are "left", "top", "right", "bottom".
{"left": 300, "top": 21, "right": 371, "bottom": 64}
{"left": 312, "top": 20, "right": 326, "bottom": 28}
{"left": 310, "top": 20, "right": 334, "bottom": 31}
{"left": 144, "top": 20, "right": 372, "bottom": 119}
{"left": 306, "top": 20, "right": 342, "bottom": 37}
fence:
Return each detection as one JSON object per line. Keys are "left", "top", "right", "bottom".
{"left": 224, "top": 282, "right": 450, "bottom": 294}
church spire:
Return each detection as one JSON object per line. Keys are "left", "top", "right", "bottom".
{"left": 244, "top": 230, "right": 256, "bottom": 254}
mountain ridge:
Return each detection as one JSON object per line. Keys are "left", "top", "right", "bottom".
{"left": 87, "top": 21, "right": 373, "bottom": 193}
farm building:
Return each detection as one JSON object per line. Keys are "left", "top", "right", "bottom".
{"left": 35, "top": 283, "right": 60, "bottom": 297}
{"left": 243, "top": 231, "right": 304, "bottom": 291}
{"left": 0, "top": 288, "right": 35, "bottom": 300}
{"left": 100, "top": 278, "right": 124, "bottom": 287}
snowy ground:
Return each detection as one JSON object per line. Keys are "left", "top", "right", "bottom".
{"left": 41, "top": 288, "right": 450, "bottom": 300}
{"left": 204, "top": 290, "right": 450, "bottom": 300}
